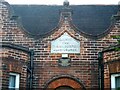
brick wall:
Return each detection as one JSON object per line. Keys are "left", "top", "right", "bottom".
{"left": 103, "top": 47, "right": 120, "bottom": 88}
{"left": 1, "top": 1, "right": 120, "bottom": 89}
{"left": 32, "top": 20, "right": 119, "bottom": 89}
{"left": 1, "top": 47, "right": 29, "bottom": 89}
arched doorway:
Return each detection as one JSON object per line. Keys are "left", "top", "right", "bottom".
{"left": 44, "top": 75, "right": 86, "bottom": 90}
{"left": 55, "top": 86, "right": 74, "bottom": 90}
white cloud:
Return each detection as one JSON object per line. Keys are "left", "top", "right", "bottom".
{"left": 5, "top": 0, "right": 120, "bottom": 5}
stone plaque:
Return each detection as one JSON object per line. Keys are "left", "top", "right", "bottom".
{"left": 51, "top": 32, "right": 80, "bottom": 53}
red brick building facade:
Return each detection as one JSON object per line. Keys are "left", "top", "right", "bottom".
{"left": 103, "top": 45, "right": 120, "bottom": 89}
{"left": 1, "top": 0, "right": 120, "bottom": 89}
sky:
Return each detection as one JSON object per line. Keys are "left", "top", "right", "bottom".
{"left": 5, "top": 0, "right": 120, "bottom": 5}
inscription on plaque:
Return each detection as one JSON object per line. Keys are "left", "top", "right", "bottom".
{"left": 51, "top": 32, "right": 80, "bottom": 53}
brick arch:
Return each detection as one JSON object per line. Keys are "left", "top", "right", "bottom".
{"left": 44, "top": 75, "right": 86, "bottom": 90}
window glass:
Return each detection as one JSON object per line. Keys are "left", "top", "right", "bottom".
{"left": 111, "top": 73, "right": 120, "bottom": 90}
{"left": 9, "top": 75, "right": 16, "bottom": 88}
{"left": 115, "top": 76, "right": 120, "bottom": 89}
{"left": 9, "top": 73, "right": 20, "bottom": 89}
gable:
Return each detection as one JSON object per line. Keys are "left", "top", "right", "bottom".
{"left": 10, "top": 5, "right": 118, "bottom": 37}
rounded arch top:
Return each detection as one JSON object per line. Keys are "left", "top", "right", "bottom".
{"left": 44, "top": 74, "right": 86, "bottom": 90}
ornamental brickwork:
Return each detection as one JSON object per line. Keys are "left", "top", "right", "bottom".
{"left": 1, "top": 1, "right": 120, "bottom": 89}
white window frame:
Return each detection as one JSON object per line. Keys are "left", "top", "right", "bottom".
{"left": 111, "top": 73, "right": 120, "bottom": 89}
{"left": 9, "top": 73, "right": 20, "bottom": 89}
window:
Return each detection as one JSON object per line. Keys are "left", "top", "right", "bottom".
{"left": 116, "top": 76, "right": 120, "bottom": 89}
{"left": 111, "top": 73, "right": 120, "bottom": 90}
{"left": 9, "top": 73, "right": 20, "bottom": 89}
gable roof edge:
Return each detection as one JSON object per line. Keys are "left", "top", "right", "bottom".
{"left": 69, "top": 20, "right": 116, "bottom": 40}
